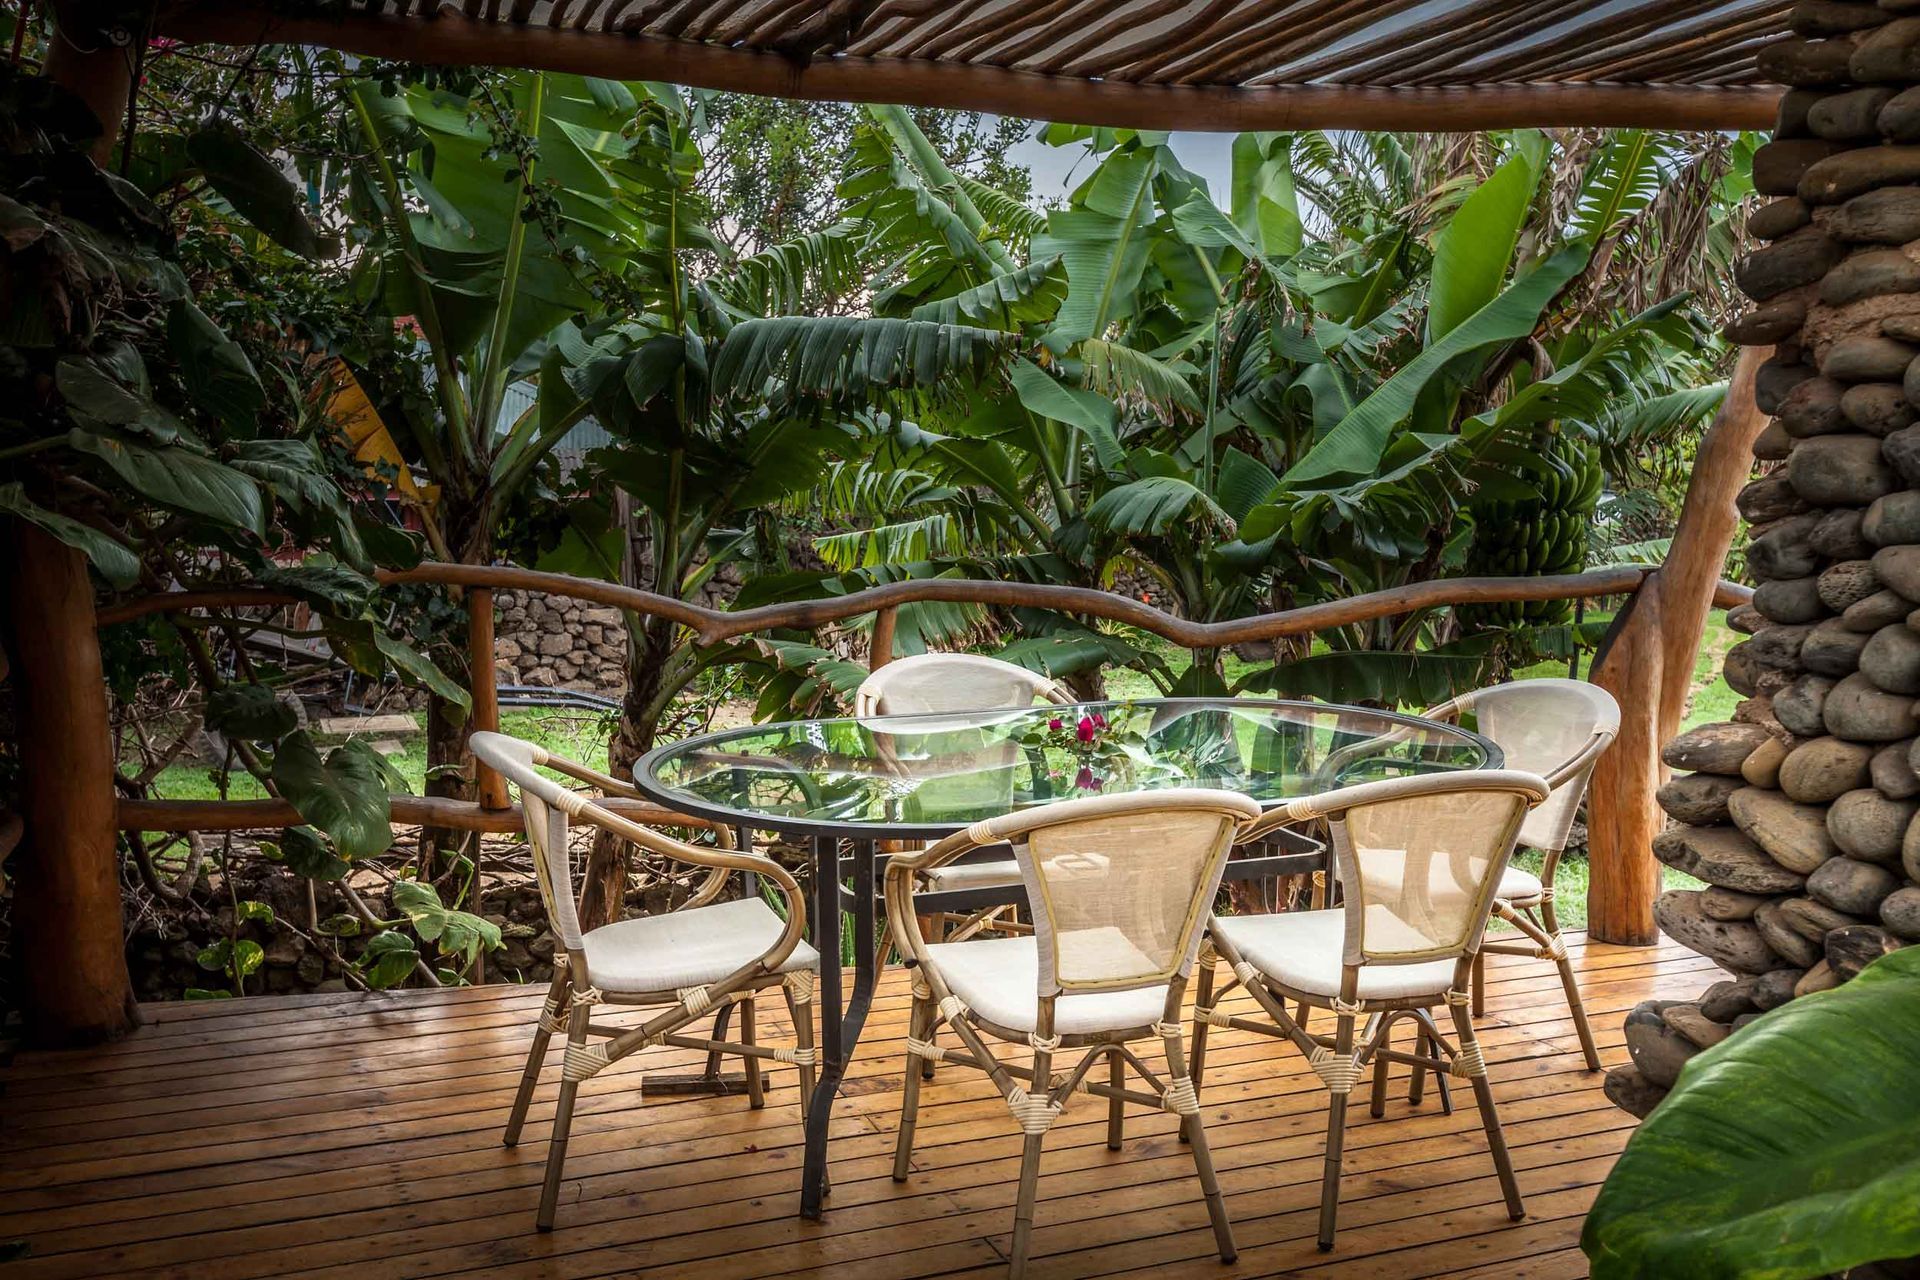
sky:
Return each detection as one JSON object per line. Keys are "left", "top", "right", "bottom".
{"left": 1002, "top": 124, "right": 1238, "bottom": 205}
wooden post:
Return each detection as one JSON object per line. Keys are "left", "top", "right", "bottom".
{"left": 1588, "top": 349, "right": 1767, "bottom": 944}
{"left": 4, "top": 525, "right": 141, "bottom": 1043}
{"left": 870, "top": 605, "right": 897, "bottom": 671}
{"left": 469, "top": 587, "right": 508, "bottom": 811}
{"left": 2, "top": 3, "right": 143, "bottom": 1044}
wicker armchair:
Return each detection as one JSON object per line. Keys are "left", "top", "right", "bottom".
{"left": 1192, "top": 769, "right": 1551, "bottom": 1251}
{"left": 1422, "top": 678, "right": 1620, "bottom": 1070}
{"left": 858, "top": 653, "right": 1072, "bottom": 940}
{"left": 885, "top": 789, "right": 1263, "bottom": 1278}
{"left": 853, "top": 652, "right": 1072, "bottom": 718}
{"left": 469, "top": 731, "right": 819, "bottom": 1230}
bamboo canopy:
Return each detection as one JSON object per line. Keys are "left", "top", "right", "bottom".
{"left": 154, "top": 0, "right": 1792, "bottom": 130}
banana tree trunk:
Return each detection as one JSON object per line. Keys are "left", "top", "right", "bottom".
{"left": 578, "top": 614, "right": 676, "bottom": 929}
{"left": 421, "top": 489, "right": 490, "bottom": 878}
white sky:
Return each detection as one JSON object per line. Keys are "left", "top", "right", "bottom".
{"left": 1002, "top": 124, "right": 1238, "bottom": 205}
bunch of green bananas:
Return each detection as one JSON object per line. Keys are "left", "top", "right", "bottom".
{"left": 1462, "top": 433, "right": 1604, "bottom": 629}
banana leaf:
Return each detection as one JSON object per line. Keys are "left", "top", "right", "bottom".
{"left": 1583, "top": 946, "right": 1920, "bottom": 1280}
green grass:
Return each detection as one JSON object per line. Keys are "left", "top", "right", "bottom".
{"left": 148, "top": 707, "right": 618, "bottom": 802}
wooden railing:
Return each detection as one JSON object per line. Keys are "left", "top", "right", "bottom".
{"left": 102, "top": 561, "right": 1749, "bottom": 848}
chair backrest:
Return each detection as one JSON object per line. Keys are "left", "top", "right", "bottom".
{"left": 1430, "top": 679, "right": 1620, "bottom": 853}
{"left": 1304, "top": 770, "right": 1551, "bottom": 967}
{"left": 854, "top": 653, "right": 1071, "bottom": 718}
{"left": 972, "top": 789, "right": 1261, "bottom": 995}
{"left": 470, "top": 732, "right": 587, "bottom": 950}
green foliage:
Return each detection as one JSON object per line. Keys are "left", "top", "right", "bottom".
{"left": 270, "top": 734, "right": 405, "bottom": 858}
{"left": 389, "top": 880, "right": 503, "bottom": 970}
{"left": 1583, "top": 947, "right": 1920, "bottom": 1280}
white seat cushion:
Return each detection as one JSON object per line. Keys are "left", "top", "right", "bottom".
{"left": 582, "top": 897, "right": 818, "bottom": 994}
{"left": 924, "top": 935, "right": 1168, "bottom": 1036}
{"left": 1213, "top": 910, "right": 1457, "bottom": 1003}
{"left": 924, "top": 855, "right": 1023, "bottom": 891}
{"left": 1497, "top": 865, "right": 1544, "bottom": 904}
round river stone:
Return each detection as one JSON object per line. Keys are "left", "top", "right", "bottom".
{"left": 1861, "top": 621, "right": 1920, "bottom": 691}
{"left": 1824, "top": 671, "right": 1919, "bottom": 740}
{"left": 1827, "top": 787, "right": 1919, "bottom": 861}
{"left": 1779, "top": 734, "right": 1877, "bottom": 801}
{"left": 1729, "top": 784, "right": 1842, "bottom": 872}
{"left": 1789, "top": 434, "right": 1898, "bottom": 504}
{"left": 1774, "top": 674, "right": 1837, "bottom": 736}
{"left": 1803, "top": 618, "right": 1870, "bottom": 675}
{"left": 1754, "top": 577, "right": 1826, "bottom": 625}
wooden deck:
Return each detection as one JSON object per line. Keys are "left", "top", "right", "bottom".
{"left": 0, "top": 932, "right": 1710, "bottom": 1279}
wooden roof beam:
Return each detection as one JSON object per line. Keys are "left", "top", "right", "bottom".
{"left": 159, "top": 7, "right": 1781, "bottom": 129}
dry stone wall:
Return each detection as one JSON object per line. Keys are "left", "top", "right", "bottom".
{"left": 1607, "top": 0, "right": 1920, "bottom": 1117}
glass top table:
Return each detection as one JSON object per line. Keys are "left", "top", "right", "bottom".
{"left": 632, "top": 696, "right": 1499, "bottom": 1222}
{"left": 634, "top": 697, "right": 1501, "bottom": 839}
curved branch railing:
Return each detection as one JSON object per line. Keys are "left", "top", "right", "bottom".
{"left": 104, "top": 559, "right": 1751, "bottom": 835}
{"left": 97, "top": 562, "right": 1750, "bottom": 636}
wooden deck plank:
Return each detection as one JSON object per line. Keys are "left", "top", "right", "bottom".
{"left": 0, "top": 933, "right": 1702, "bottom": 1278}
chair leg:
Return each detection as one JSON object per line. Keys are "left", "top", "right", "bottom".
{"left": 1368, "top": 1015, "right": 1391, "bottom": 1119}
{"left": 1317, "top": 1010, "right": 1358, "bottom": 1251}
{"left": 536, "top": 1000, "right": 592, "bottom": 1231}
{"left": 1008, "top": 1132, "right": 1046, "bottom": 1280}
{"left": 1183, "top": 955, "right": 1217, "bottom": 1146}
{"left": 784, "top": 981, "right": 816, "bottom": 1121}
{"left": 1471, "top": 948, "right": 1487, "bottom": 1017}
{"left": 505, "top": 968, "right": 568, "bottom": 1147}
{"left": 892, "top": 996, "right": 931, "bottom": 1181}
{"left": 1163, "top": 1023, "right": 1236, "bottom": 1263}
{"left": 1408, "top": 1024, "right": 1428, "bottom": 1106}
{"left": 1445, "top": 995, "right": 1525, "bottom": 1222}
{"left": 1106, "top": 1049, "right": 1125, "bottom": 1151}
{"left": 739, "top": 992, "right": 766, "bottom": 1109}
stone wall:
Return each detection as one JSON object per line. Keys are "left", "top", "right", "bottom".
{"left": 1609, "top": 4, "right": 1920, "bottom": 1116}
{"left": 489, "top": 565, "right": 747, "bottom": 693}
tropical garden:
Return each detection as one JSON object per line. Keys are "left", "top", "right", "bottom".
{"left": 0, "top": 20, "right": 1761, "bottom": 1008}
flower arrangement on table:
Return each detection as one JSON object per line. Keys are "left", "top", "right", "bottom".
{"left": 1019, "top": 705, "right": 1166, "bottom": 796}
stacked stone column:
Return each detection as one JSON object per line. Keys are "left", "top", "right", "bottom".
{"left": 1608, "top": 0, "right": 1920, "bottom": 1116}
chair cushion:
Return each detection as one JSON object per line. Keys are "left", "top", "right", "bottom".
{"left": 1212, "top": 910, "right": 1458, "bottom": 1003}
{"left": 923, "top": 855, "right": 1023, "bottom": 891}
{"left": 583, "top": 897, "right": 818, "bottom": 994}
{"left": 1498, "top": 865, "right": 1545, "bottom": 905}
{"left": 923, "top": 935, "right": 1169, "bottom": 1036}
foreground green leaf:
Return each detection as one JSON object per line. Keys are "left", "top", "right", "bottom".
{"left": 1583, "top": 946, "right": 1920, "bottom": 1280}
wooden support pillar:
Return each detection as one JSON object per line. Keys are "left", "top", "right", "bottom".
{"left": 1, "top": 3, "right": 143, "bottom": 1044}
{"left": 870, "top": 605, "right": 897, "bottom": 671}
{"left": 468, "top": 587, "right": 508, "bottom": 811}
{"left": 1589, "top": 348, "right": 1767, "bottom": 944}
{"left": 4, "top": 525, "right": 141, "bottom": 1043}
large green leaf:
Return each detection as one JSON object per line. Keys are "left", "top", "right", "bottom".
{"left": 709, "top": 316, "right": 1010, "bottom": 405}
{"left": 186, "top": 121, "right": 325, "bottom": 259}
{"left": 1009, "top": 358, "right": 1122, "bottom": 471}
{"left": 270, "top": 732, "right": 398, "bottom": 858}
{"left": 1035, "top": 149, "right": 1157, "bottom": 344}
{"left": 0, "top": 483, "right": 141, "bottom": 588}
{"left": 1086, "top": 474, "right": 1228, "bottom": 536}
{"left": 1282, "top": 243, "right": 1590, "bottom": 487}
{"left": 205, "top": 685, "right": 297, "bottom": 742}
{"left": 69, "top": 428, "right": 266, "bottom": 536}
{"left": 1427, "top": 139, "right": 1545, "bottom": 343}
{"left": 1583, "top": 946, "right": 1920, "bottom": 1280}
{"left": 166, "top": 299, "right": 265, "bottom": 427}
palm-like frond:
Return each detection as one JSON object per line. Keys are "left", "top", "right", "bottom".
{"left": 709, "top": 316, "right": 1013, "bottom": 405}
{"left": 708, "top": 221, "right": 864, "bottom": 315}
{"left": 1079, "top": 337, "right": 1203, "bottom": 414}
{"left": 907, "top": 257, "right": 1067, "bottom": 329}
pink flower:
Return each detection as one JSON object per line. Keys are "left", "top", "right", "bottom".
{"left": 1074, "top": 765, "right": 1101, "bottom": 791}
{"left": 1048, "top": 717, "right": 1062, "bottom": 731}
{"left": 1076, "top": 715, "right": 1096, "bottom": 743}
{"left": 1091, "top": 713, "right": 1106, "bottom": 729}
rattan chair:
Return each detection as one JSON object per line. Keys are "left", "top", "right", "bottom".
{"left": 1422, "top": 678, "right": 1620, "bottom": 1071}
{"left": 858, "top": 653, "right": 1072, "bottom": 940}
{"left": 885, "top": 789, "right": 1263, "bottom": 1278}
{"left": 469, "top": 731, "right": 819, "bottom": 1230}
{"left": 1191, "top": 769, "right": 1552, "bottom": 1251}
{"left": 854, "top": 651, "right": 1073, "bottom": 718}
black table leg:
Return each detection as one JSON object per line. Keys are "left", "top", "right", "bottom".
{"left": 800, "top": 835, "right": 843, "bottom": 1219}
{"left": 844, "top": 837, "right": 879, "bottom": 1058}
{"left": 799, "top": 837, "right": 883, "bottom": 1220}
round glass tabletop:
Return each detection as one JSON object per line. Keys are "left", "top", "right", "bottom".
{"left": 633, "top": 697, "right": 1502, "bottom": 840}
